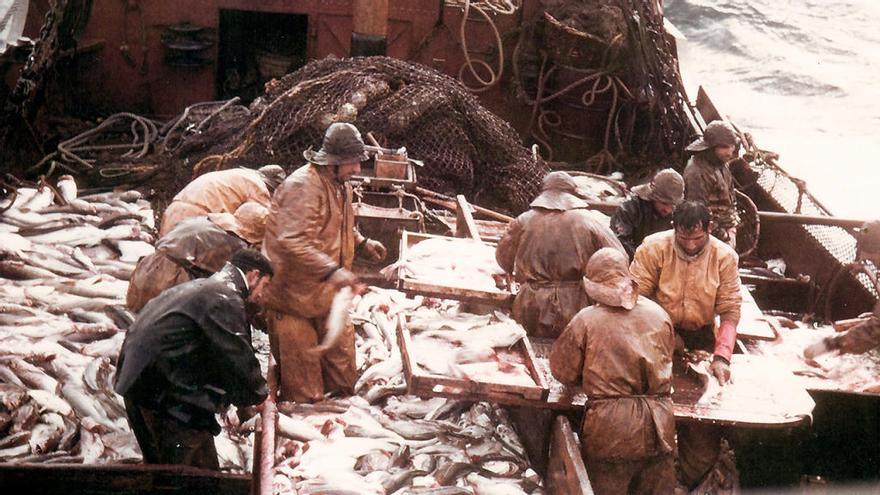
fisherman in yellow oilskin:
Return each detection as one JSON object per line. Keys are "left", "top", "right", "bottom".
{"left": 805, "top": 220, "right": 880, "bottom": 359}
{"left": 684, "top": 120, "right": 740, "bottom": 248}
{"left": 261, "top": 123, "right": 387, "bottom": 402}
{"left": 495, "top": 171, "right": 625, "bottom": 339}
{"left": 159, "top": 164, "right": 286, "bottom": 236}
{"left": 630, "top": 200, "right": 742, "bottom": 489}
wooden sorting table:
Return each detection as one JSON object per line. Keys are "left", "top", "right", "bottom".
{"left": 528, "top": 338, "right": 815, "bottom": 428}
{"left": 398, "top": 318, "right": 550, "bottom": 405}
{"left": 400, "top": 335, "right": 814, "bottom": 429}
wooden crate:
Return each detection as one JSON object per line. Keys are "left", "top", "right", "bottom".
{"left": 397, "top": 230, "right": 515, "bottom": 308}
{"left": 397, "top": 317, "right": 550, "bottom": 403}
{"left": 375, "top": 152, "right": 409, "bottom": 179}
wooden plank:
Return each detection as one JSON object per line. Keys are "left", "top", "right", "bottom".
{"left": 0, "top": 464, "right": 249, "bottom": 495}
{"left": 455, "top": 194, "right": 482, "bottom": 242}
{"left": 257, "top": 355, "right": 278, "bottom": 495}
{"left": 738, "top": 285, "right": 778, "bottom": 341}
{"left": 520, "top": 334, "right": 550, "bottom": 399}
{"left": 695, "top": 86, "right": 723, "bottom": 124}
{"left": 416, "top": 187, "right": 514, "bottom": 223}
{"left": 400, "top": 279, "right": 514, "bottom": 307}
{"left": 546, "top": 416, "right": 594, "bottom": 495}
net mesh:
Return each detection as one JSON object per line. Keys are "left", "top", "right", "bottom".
{"left": 750, "top": 160, "right": 877, "bottom": 298}
{"left": 187, "top": 56, "right": 548, "bottom": 213}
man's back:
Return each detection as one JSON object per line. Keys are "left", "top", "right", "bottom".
{"left": 550, "top": 296, "right": 675, "bottom": 461}
{"left": 160, "top": 169, "right": 270, "bottom": 235}
{"left": 116, "top": 270, "right": 265, "bottom": 428}
{"left": 551, "top": 297, "right": 674, "bottom": 396}
{"left": 497, "top": 208, "right": 623, "bottom": 282}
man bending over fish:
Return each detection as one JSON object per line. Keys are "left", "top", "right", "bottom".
{"left": 115, "top": 249, "right": 271, "bottom": 469}
{"left": 127, "top": 202, "right": 269, "bottom": 312}
{"left": 159, "top": 164, "right": 286, "bottom": 235}
{"left": 550, "top": 248, "right": 677, "bottom": 494}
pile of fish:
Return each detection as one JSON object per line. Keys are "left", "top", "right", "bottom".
{"left": 747, "top": 321, "right": 880, "bottom": 394}
{"left": 381, "top": 237, "right": 507, "bottom": 292}
{"left": 406, "top": 308, "right": 534, "bottom": 387}
{"left": 0, "top": 178, "right": 254, "bottom": 469}
{"left": 270, "top": 288, "right": 545, "bottom": 494}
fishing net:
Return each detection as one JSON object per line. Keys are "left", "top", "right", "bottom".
{"left": 188, "top": 56, "right": 548, "bottom": 213}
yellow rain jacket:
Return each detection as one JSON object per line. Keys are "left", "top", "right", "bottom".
{"left": 159, "top": 168, "right": 271, "bottom": 235}
{"left": 261, "top": 163, "right": 364, "bottom": 401}
{"left": 261, "top": 164, "right": 364, "bottom": 318}
{"left": 630, "top": 230, "right": 741, "bottom": 357}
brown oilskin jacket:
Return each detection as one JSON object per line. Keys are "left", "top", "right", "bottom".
{"left": 549, "top": 295, "right": 676, "bottom": 461}
{"left": 261, "top": 164, "right": 364, "bottom": 318}
{"left": 684, "top": 151, "right": 738, "bottom": 229}
{"left": 496, "top": 208, "right": 625, "bottom": 338}
{"left": 127, "top": 217, "right": 247, "bottom": 312}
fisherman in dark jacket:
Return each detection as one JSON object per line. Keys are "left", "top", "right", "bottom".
{"left": 683, "top": 120, "right": 740, "bottom": 247}
{"left": 610, "top": 168, "right": 684, "bottom": 259}
{"left": 115, "top": 248, "right": 272, "bottom": 469}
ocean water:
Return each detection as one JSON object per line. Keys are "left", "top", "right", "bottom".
{"left": 666, "top": 0, "right": 880, "bottom": 219}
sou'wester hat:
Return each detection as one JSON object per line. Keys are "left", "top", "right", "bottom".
{"left": 302, "top": 122, "right": 370, "bottom": 166}
{"left": 631, "top": 168, "right": 685, "bottom": 205}
{"left": 582, "top": 248, "right": 639, "bottom": 310}
{"left": 530, "top": 171, "right": 590, "bottom": 211}
{"left": 686, "top": 120, "right": 738, "bottom": 152}
{"left": 208, "top": 201, "right": 269, "bottom": 245}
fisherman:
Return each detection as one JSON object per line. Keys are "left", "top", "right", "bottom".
{"left": 549, "top": 248, "right": 676, "bottom": 494}
{"left": 496, "top": 171, "right": 625, "bottom": 338}
{"left": 610, "top": 168, "right": 685, "bottom": 259}
{"left": 630, "top": 200, "right": 741, "bottom": 489}
{"left": 115, "top": 248, "right": 271, "bottom": 469}
{"left": 805, "top": 219, "right": 880, "bottom": 359}
{"left": 127, "top": 202, "right": 269, "bottom": 312}
{"left": 262, "top": 122, "right": 387, "bottom": 402}
{"left": 683, "top": 120, "right": 739, "bottom": 248}
{"left": 158, "top": 164, "right": 286, "bottom": 235}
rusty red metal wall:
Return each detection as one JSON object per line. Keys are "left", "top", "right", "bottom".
{"left": 67, "top": 1, "right": 546, "bottom": 119}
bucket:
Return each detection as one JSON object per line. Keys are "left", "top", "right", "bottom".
{"left": 255, "top": 50, "right": 297, "bottom": 80}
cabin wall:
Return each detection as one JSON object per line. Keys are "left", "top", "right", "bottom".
{"left": 65, "top": 1, "right": 542, "bottom": 118}
{"left": 6, "top": 1, "right": 614, "bottom": 160}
